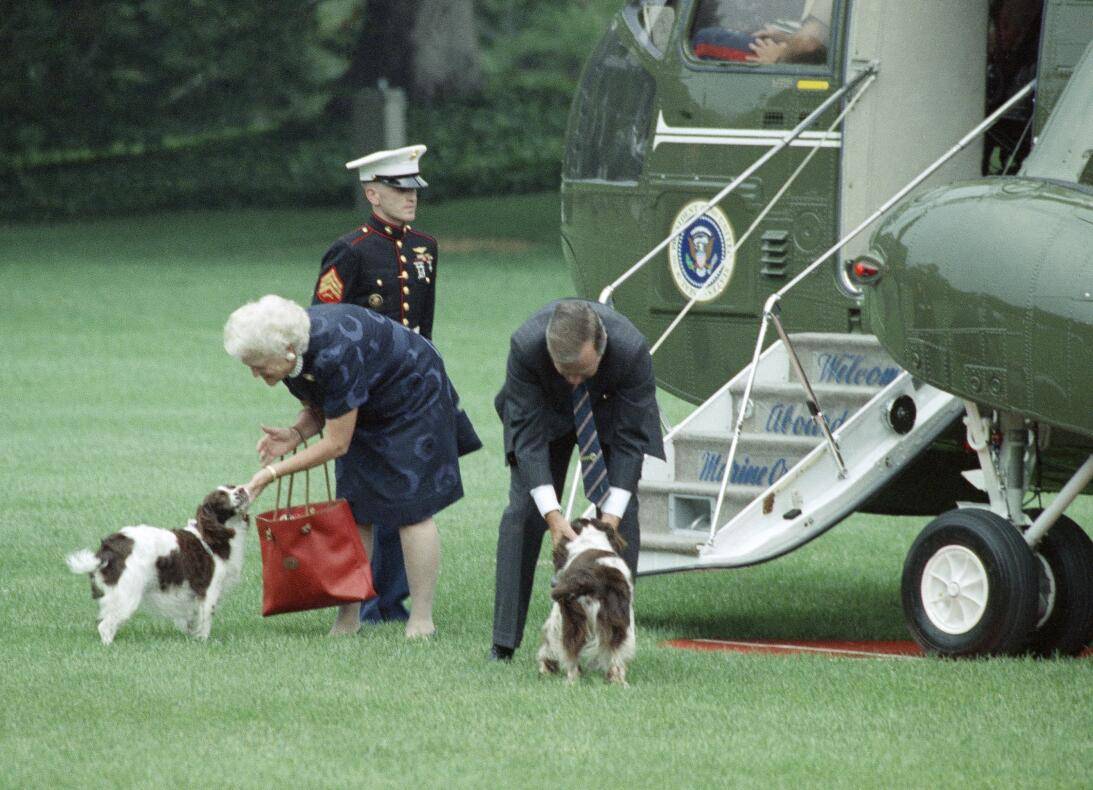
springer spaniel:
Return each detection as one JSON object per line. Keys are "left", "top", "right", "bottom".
{"left": 66, "top": 485, "right": 251, "bottom": 644}
{"left": 537, "top": 518, "right": 635, "bottom": 686}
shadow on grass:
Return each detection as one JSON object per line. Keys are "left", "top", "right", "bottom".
{"left": 636, "top": 575, "right": 910, "bottom": 642}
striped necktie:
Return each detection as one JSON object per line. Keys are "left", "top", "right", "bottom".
{"left": 572, "top": 382, "right": 610, "bottom": 509}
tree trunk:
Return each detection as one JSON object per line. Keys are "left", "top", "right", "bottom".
{"left": 345, "top": 0, "right": 480, "bottom": 100}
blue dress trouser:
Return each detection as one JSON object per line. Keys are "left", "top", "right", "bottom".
{"left": 360, "top": 523, "right": 410, "bottom": 623}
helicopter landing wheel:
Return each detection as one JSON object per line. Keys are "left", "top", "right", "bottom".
{"left": 1024, "top": 510, "right": 1093, "bottom": 657}
{"left": 901, "top": 508, "right": 1039, "bottom": 657}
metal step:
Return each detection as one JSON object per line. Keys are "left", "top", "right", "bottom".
{"left": 779, "top": 333, "right": 901, "bottom": 388}
{"left": 728, "top": 382, "right": 877, "bottom": 436}
{"left": 635, "top": 332, "right": 963, "bottom": 575}
{"left": 672, "top": 432, "right": 817, "bottom": 487}
{"left": 666, "top": 333, "right": 896, "bottom": 438}
{"left": 638, "top": 478, "right": 762, "bottom": 537}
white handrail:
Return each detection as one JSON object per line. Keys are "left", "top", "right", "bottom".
{"left": 648, "top": 72, "right": 877, "bottom": 356}
{"left": 704, "top": 79, "right": 1038, "bottom": 542}
{"left": 569, "top": 66, "right": 878, "bottom": 523}
{"left": 775, "top": 79, "right": 1036, "bottom": 299}
{"left": 597, "top": 64, "right": 878, "bottom": 306}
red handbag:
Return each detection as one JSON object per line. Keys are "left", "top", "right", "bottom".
{"left": 255, "top": 454, "right": 375, "bottom": 617}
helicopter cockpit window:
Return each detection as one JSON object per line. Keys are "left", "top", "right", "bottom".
{"left": 690, "top": 0, "right": 833, "bottom": 68}
{"left": 623, "top": 0, "right": 678, "bottom": 58}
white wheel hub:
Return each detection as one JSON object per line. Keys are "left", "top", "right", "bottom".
{"left": 921, "top": 545, "right": 990, "bottom": 634}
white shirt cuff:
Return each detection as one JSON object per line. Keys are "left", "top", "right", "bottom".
{"left": 530, "top": 485, "right": 561, "bottom": 518}
{"left": 601, "top": 487, "right": 632, "bottom": 519}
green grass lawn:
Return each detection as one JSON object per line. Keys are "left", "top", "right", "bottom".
{"left": 2, "top": 194, "right": 1090, "bottom": 788}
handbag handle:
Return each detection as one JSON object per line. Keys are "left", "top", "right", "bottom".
{"left": 272, "top": 432, "right": 335, "bottom": 519}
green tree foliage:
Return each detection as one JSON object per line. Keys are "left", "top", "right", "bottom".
{"left": 1, "top": 0, "right": 620, "bottom": 216}
{"left": 1, "top": 0, "right": 337, "bottom": 158}
{"left": 415, "top": 0, "right": 618, "bottom": 197}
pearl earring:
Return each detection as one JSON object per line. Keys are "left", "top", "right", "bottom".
{"left": 286, "top": 352, "right": 297, "bottom": 362}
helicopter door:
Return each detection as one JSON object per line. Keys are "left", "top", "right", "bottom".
{"left": 643, "top": 0, "right": 849, "bottom": 340}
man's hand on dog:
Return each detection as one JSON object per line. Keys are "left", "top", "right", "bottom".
{"left": 545, "top": 510, "right": 579, "bottom": 546}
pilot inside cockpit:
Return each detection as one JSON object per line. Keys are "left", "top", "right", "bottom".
{"left": 692, "top": 0, "right": 833, "bottom": 65}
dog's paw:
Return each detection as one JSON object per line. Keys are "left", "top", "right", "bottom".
{"left": 538, "top": 658, "right": 559, "bottom": 675}
{"left": 606, "top": 666, "right": 629, "bottom": 687}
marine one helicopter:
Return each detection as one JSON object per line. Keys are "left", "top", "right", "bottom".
{"left": 560, "top": 0, "right": 1093, "bottom": 657}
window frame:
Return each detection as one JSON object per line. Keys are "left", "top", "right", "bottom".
{"left": 680, "top": 0, "right": 844, "bottom": 77}
{"left": 622, "top": 0, "right": 682, "bottom": 60}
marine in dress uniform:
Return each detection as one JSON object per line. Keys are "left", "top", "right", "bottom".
{"left": 313, "top": 144, "right": 438, "bottom": 338}
{"left": 311, "top": 144, "right": 439, "bottom": 624}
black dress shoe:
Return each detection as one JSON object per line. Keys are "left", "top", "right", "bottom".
{"left": 489, "top": 644, "right": 514, "bottom": 662}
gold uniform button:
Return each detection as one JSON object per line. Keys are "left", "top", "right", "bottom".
{"left": 399, "top": 272, "right": 409, "bottom": 280}
{"left": 384, "top": 225, "right": 393, "bottom": 234}
{"left": 425, "top": 277, "right": 431, "bottom": 284}
{"left": 402, "top": 302, "right": 410, "bottom": 310}
{"left": 402, "top": 286, "right": 410, "bottom": 295}
{"left": 376, "top": 279, "right": 383, "bottom": 286}
{"left": 396, "top": 240, "right": 403, "bottom": 249}
{"left": 402, "top": 318, "right": 410, "bottom": 326}
{"left": 399, "top": 255, "right": 407, "bottom": 263}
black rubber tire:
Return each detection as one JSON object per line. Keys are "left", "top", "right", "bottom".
{"left": 901, "top": 508, "right": 1039, "bottom": 657}
{"left": 1024, "top": 510, "right": 1093, "bottom": 657}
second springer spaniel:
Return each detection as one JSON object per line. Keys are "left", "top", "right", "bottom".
{"left": 537, "top": 518, "right": 635, "bottom": 686}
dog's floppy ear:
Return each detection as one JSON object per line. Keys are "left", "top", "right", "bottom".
{"left": 590, "top": 517, "right": 627, "bottom": 556}
{"left": 551, "top": 539, "right": 569, "bottom": 571}
{"left": 195, "top": 489, "right": 237, "bottom": 544}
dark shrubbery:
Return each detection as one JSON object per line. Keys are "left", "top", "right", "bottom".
{"left": 1, "top": 1, "right": 616, "bottom": 219}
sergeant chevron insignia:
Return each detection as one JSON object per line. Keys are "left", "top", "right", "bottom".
{"left": 317, "top": 267, "right": 344, "bottom": 303}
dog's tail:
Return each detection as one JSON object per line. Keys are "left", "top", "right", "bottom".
{"left": 66, "top": 549, "right": 101, "bottom": 575}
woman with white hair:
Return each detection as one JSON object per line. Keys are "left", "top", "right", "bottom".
{"left": 224, "top": 295, "right": 481, "bottom": 638}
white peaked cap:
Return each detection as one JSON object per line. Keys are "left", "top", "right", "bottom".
{"left": 345, "top": 144, "right": 428, "bottom": 187}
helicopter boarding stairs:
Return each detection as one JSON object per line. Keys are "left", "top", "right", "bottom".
{"left": 581, "top": 71, "right": 1037, "bottom": 576}
{"left": 636, "top": 333, "right": 964, "bottom": 574}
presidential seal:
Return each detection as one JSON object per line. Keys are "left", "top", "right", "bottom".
{"left": 668, "top": 201, "right": 735, "bottom": 302}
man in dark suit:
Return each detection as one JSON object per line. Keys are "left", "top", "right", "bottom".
{"left": 489, "top": 299, "right": 664, "bottom": 661}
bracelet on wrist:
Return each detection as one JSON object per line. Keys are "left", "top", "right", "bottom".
{"left": 264, "top": 465, "right": 278, "bottom": 484}
{"left": 289, "top": 426, "right": 304, "bottom": 444}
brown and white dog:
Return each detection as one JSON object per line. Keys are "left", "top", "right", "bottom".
{"left": 66, "top": 485, "right": 251, "bottom": 644}
{"left": 537, "top": 518, "right": 635, "bottom": 686}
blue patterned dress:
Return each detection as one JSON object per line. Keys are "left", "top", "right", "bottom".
{"left": 284, "top": 304, "right": 481, "bottom": 526}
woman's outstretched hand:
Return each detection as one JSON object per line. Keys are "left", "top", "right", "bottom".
{"left": 245, "top": 468, "right": 274, "bottom": 503}
{"left": 257, "top": 425, "right": 297, "bottom": 464}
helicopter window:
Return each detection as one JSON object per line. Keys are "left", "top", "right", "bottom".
{"left": 690, "top": 0, "right": 833, "bottom": 67}
{"left": 623, "top": 0, "right": 679, "bottom": 58}
{"left": 564, "top": 23, "right": 656, "bottom": 183}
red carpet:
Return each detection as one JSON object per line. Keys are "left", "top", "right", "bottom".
{"left": 663, "top": 638, "right": 1093, "bottom": 659}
